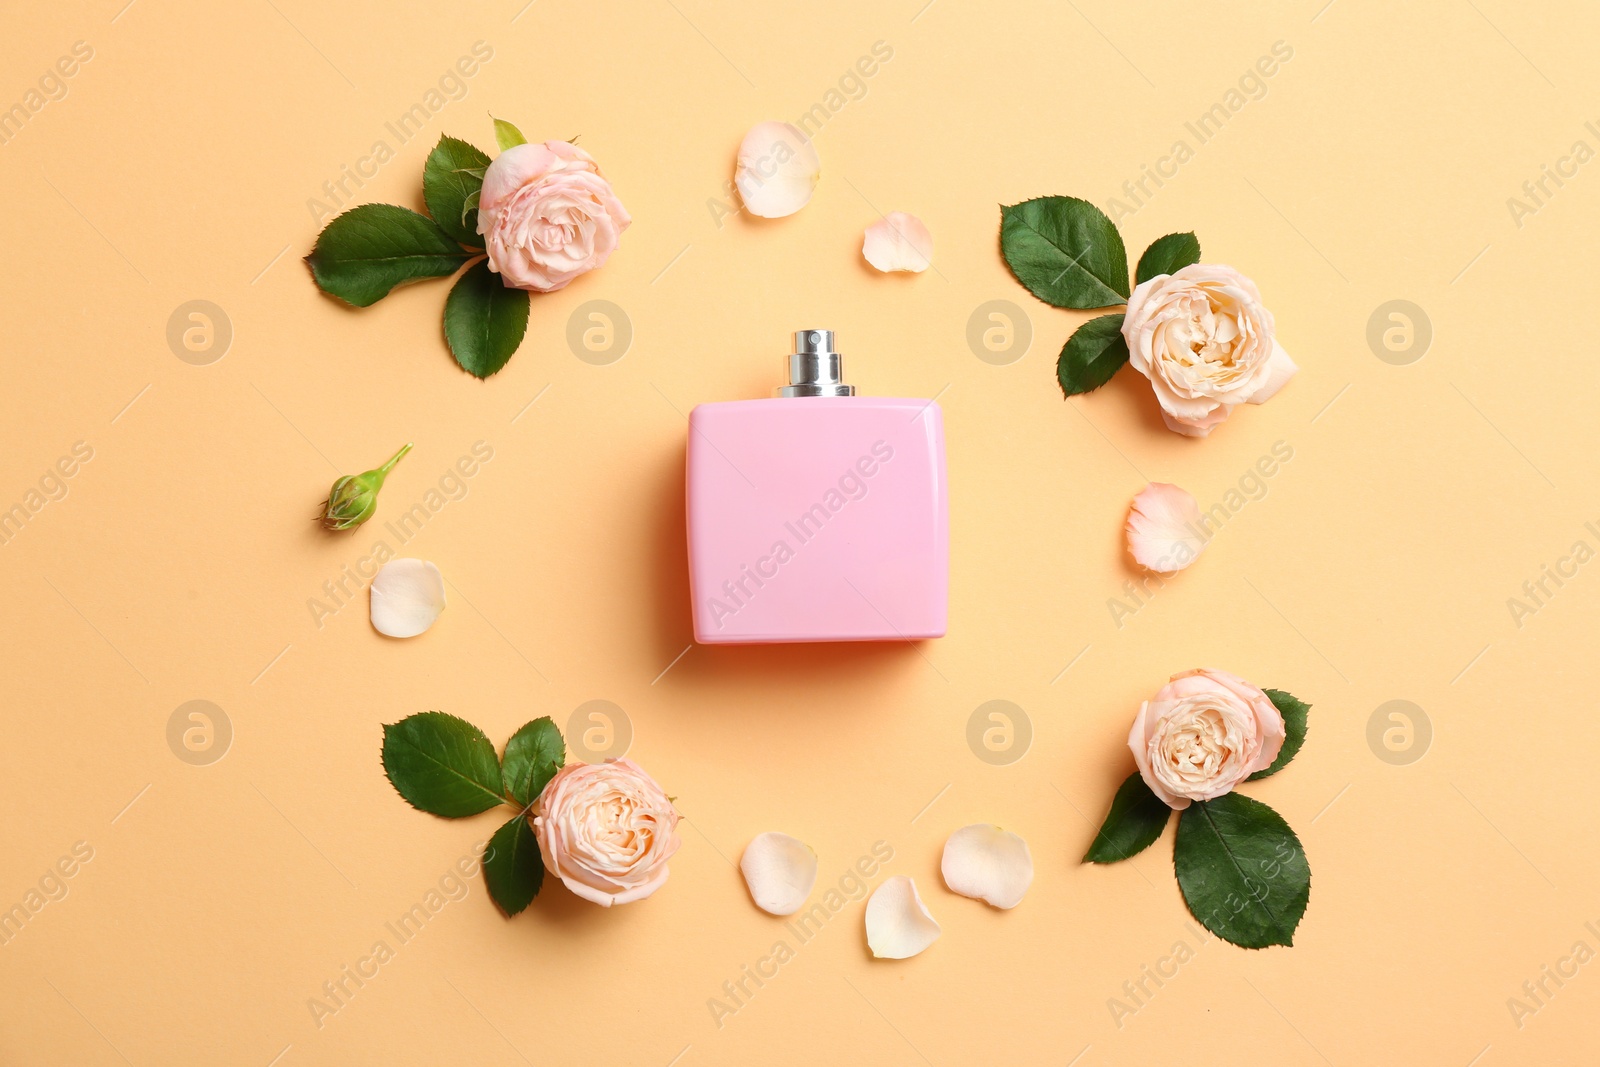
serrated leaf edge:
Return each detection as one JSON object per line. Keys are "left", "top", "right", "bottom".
{"left": 380, "top": 711, "right": 504, "bottom": 815}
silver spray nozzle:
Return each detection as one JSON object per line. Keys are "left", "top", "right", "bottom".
{"left": 778, "top": 329, "right": 855, "bottom": 397}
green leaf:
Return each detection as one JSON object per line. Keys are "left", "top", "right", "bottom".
{"left": 305, "top": 204, "right": 474, "bottom": 308}
{"left": 502, "top": 717, "right": 565, "bottom": 808}
{"left": 1000, "top": 196, "right": 1130, "bottom": 309}
{"left": 493, "top": 116, "right": 528, "bottom": 152}
{"left": 1174, "top": 793, "right": 1310, "bottom": 948}
{"left": 1249, "top": 690, "right": 1310, "bottom": 781}
{"left": 443, "top": 259, "right": 531, "bottom": 378}
{"left": 1085, "top": 772, "right": 1171, "bottom": 863}
{"left": 1135, "top": 232, "right": 1201, "bottom": 284}
{"left": 381, "top": 712, "right": 504, "bottom": 817}
{"left": 423, "top": 135, "right": 492, "bottom": 246}
{"left": 483, "top": 814, "right": 543, "bottom": 916}
{"left": 1057, "top": 313, "right": 1130, "bottom": 397}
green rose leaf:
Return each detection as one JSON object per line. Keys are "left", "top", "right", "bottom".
{"left": 305, "top": 204, "right": 474, "bottom": 308}
{"left": 1248, "top": 689, "right": 1310, "bottom": 781}
{"left": 493, "top": 116, "right": 528, "bottom": 152}
{"left": 381, "top": 712, "right": 504, "bottom": 817}
{"left": 423, "top": 135, "right": 492, "bottom": 247}
{"left": 1135, "top": 232, "right": 1201, "bottom": 284}
{"left": 1057, "top": 313, "right": 1130, "bottom": 397}
{"left": 1000, "top": 196, "right": 1130, "bottom": 309}
{"left": 502, "top": 717, "right": 565, "bottom": 808}
{"left": 443, "top": 259, "right": 531, "bottom": 379}
{"left": 483, "top": 814, "right": 544, "bottom": 916}
{"left": 1085, "top": 771, "right": 1172, "bottom": 863}
{"left": 1174, "top": 792, "right": 1311, "bottom": 949}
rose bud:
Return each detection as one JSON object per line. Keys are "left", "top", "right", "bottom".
{"left": 319, "top": 443, "right": 411, "bottom": 531}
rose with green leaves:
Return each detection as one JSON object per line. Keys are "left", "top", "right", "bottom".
{"left": 305, "top": 117, "right": 630, "bottom": 379}
{"left": 1085, "top": 670, "right": 1312, "bottom": 949}
{"left": 380, "top": 711, "right": 680, "bottom": 915}
{"left": 999, "top": 195, "right": 1295, "bottom": 437}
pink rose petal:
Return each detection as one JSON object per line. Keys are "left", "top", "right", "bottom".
{"left": 862, "top": 212, "right": 933, "bottom": 272}
{"left": 1126, "top": 482, "right": 1206, "bottom": 574}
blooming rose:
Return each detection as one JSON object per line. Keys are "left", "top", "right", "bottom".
{"left": 1128, "top": 668, "right": 1285, "bottom": 809}
{"left": 533, "top": 758, "right": 680, "bottom": 906}
{"left": 1122, "top": 263, "right": 1297, "bottom": 437}
{"left": 476, "top": 141, "right": 631, "bottom": 292}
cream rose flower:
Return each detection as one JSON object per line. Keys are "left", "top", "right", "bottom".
{"left": 1122, "top": 263, "right": 1297, "bottom": 437}
{"left": 533, "top": 758, "right": 681, "bottom": 906}
{"left": 476, "top": 140, "right": 631, "bottom": 292}
{"left": 1128, "top": 668, "right": 1285, "bottom": 809}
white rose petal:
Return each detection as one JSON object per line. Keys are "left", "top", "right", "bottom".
{"left": 862, "top": 212, "right": 933, "bottom": 272}
{"left": 1126, "top": 482, "right": 1206, "bottom": 574}
{"left": 734, "top": 121, "right": 821, "bottom": 218}
{"left": 865, "top": 875, "right": 941, "bottom": 959}
{"left": 940, "top": 824, "right": 1034, "bottom": 909}
{"left": 369, "top": 558, "right": 446, "bottom": 638}
{"left": 739, "top": 832, "right": 818, "bottom": 916}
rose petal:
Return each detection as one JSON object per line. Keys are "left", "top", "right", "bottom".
{"left": 369, "top": 558, "right": 446, "bottom": 638}
{"left": 1160, "top": 404, "right": 1233, "bottom": 437}
{"left": 1245, "top": 340, "right": 1298, "bottom": 405}
{"left": 862, "top": 212, "right": 933, "bottom": 272}
{"left": 1171, "top": 667, "right": 1287, "bottom": 773}
{"left": 1126, "top": 482, "right": 1206, "bottom": 573}
{"left": 479, "top": 142, "right": 569, "bottom": 217}
{"left": 734, "top": 121, "right": 821, "bottom": 218}
{"left": 865, "top": 875, "right": 940, "bottom": 959}
{"left": 739, "top": 832, "right": 818, "bottom": 916}
{"left": 940, "top": 824, "right": 1033, "bottom": 909}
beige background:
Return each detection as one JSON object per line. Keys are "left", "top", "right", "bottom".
{"left": 2, "top": 0, "right": 1597, "bottom": 1063}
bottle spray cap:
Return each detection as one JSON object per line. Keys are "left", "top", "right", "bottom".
{"left": 778, "top": 329, "right": 855, "bottom": 397}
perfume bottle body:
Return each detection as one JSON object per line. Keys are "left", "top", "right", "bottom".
{"left": 685, "top": 333, "right": 948, "bottom": 644}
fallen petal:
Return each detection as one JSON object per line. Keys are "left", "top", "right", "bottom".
{"left": 862, "top": 212, "right": 933, "bottom": 272}
{"left": 740, "top": 832, "right": 818, "bottom": 916}
{"left": 734, "top": 121, "right": 821, "bottom": 218}
{"left": 865, "top": 875, "right": 940, "bottom": 959}
{"left": 940, "top": 824, "right": 1033, "bottom": 909}
{"left": 370, "top": 558, "right": 446, "bottom": 638}
{"left": 1126, "top": 482, "right": 1206, "bottom": 573}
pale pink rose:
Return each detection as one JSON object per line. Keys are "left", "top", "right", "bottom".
{"left": 1122, "top": 264, "right": 1297, "bottom": 437}
{"left": 533, "top": 758, "right": 680, "bottom": 906}
{"left": 476, "top": 141, "right": 631, "bottom": 292}
{"left": 1128, "top": 668, "right": 1285, "bottom": 809}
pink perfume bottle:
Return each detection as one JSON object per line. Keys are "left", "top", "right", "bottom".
{"left": 686, "top": 330, "right": 948, "bottom": 644}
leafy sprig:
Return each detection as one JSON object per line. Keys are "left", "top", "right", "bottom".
{"left": 998, "top": 196, "right": 1200, "bottom": 398}
{"left": 1083, "top": 689, "right": 1313, "bottom": 949}
{"left": 305, "top": 126, "right": 530, "bottom": 379}
{"left": 381, "top": 711, "right": 565, "bottom": 915}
